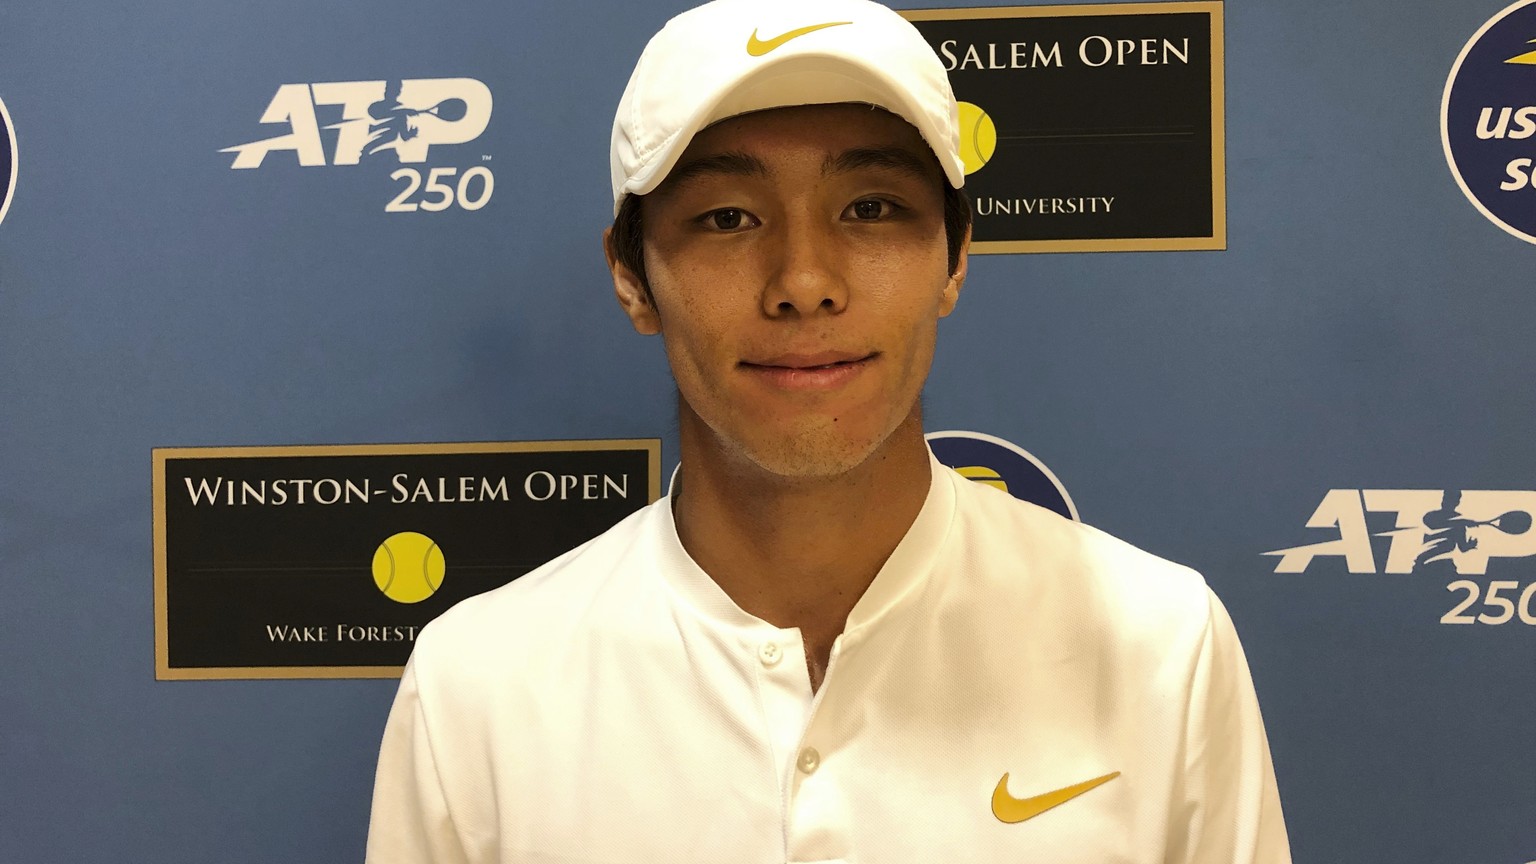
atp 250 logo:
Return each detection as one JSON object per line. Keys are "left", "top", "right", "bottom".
{"left": 221, "top": 78, "right": 493, "bottom": 213}
{"left": 1266, "top": 489, "right": 1536, "bottom": 626}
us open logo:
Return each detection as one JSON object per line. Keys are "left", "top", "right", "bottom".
{"left": 1442, "top": 0, "right": 1536, "bottom": 245}
{"left": 0, "top": 94, "right": 16, "bottom": 227}
{"left": 926, "top": 430, "right": 1078, "bottom": 520}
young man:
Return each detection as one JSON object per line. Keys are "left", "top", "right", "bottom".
{"left": 366, "top": 0, "right": 1291, "bottom": 861}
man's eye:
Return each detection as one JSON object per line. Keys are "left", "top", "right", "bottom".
{"left": 703, "top": 208, "right": 755, "bottom": 231}
{"left": 846, "top": 199, "right": 892, "bottom": 220}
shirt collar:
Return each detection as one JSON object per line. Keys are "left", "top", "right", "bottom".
{"left": 653, "top": 449, "right": 958, "bottom": 633}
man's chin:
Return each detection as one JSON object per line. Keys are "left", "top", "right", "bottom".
{"left": 679, "top": 394, "right": 925, "bottom": 481}
{"left": 730, "top": 425, "right": 893, "bottom": 481}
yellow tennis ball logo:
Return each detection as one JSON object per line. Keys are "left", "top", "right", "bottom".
{"left": 371, "top": 532, "right": 446, "bottom": 604}
{"left": 957, "top": 101, "right": 998, "bottom": 175}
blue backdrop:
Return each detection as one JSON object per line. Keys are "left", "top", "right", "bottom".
{"left": 1, "top": 1, "right": 1532, "bottom": 861}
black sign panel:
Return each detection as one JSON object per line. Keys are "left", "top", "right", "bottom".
{"left": 904, "top": 2, "right": 1225, "bottom": 253}
{"left": 153, "top": 440, "right": 660, "bottom": 679}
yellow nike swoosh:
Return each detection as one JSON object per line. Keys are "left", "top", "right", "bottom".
{"left": 746, "top": 21, "right": 852, "bottom": 56}
{"left": 991, "top": 771, "right": 1121, "bottom": 824}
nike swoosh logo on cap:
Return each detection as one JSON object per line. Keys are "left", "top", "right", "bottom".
{"left": 991, "top": 771, "right": 1121, "bottom": 824}
{"left": 746, "top": 21, "right": 852, "bottom": 56}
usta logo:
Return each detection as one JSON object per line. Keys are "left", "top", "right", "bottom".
{"left": 1265, "top": 489, "right": 1536, "bottom": 574}
{"left": 221, "top": 78, "right": 492, "bottom": 169}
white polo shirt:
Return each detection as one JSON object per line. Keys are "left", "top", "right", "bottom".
{"left": 366, "top": 453, "right": 1291, "bottom": 863}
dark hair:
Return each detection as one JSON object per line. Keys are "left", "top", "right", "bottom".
{"left": 609, "top": 183, "right": 972, "bottom": 300}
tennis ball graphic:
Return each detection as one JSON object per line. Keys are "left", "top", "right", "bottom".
{"left": 372, "top": 532, "right": 445, "bottom": 604}
{"left": 957, "top": 101, "right": 998, "bottom": 175}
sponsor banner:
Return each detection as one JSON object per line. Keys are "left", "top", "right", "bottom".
{"left": 1442, "top": 0, "right": 1536, "bottom": 245}
{"left": 926, "top": 430, "right": 1078, "bottom": 520}
{"left": 153, "top": 440, "right": 660, "bottom": 679}
{"left": 1266, "top": 489, "right": 1536, "bottom": 626}
{"left": 0, "top": 93, "right": 15, "bottom": 227}
{"left": 903, "top": 2, "right": 1225, "bottom": 254}
{"left": 221, "top": 77, "right": 495, "bottom": 214}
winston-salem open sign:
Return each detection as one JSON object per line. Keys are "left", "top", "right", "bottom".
{"left": 154, "top": 439, "right": 659, "bottom": 679}
{"left": 904, "top": 2, "right": 1226, "bottom": 253}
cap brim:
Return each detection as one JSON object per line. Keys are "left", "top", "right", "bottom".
{"left": 615, "top": 52, "right": 963, "bottom": 214}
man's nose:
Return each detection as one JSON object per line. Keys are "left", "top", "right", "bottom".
{"left": 760, "top": 215, "right": 850, "bottom": 318}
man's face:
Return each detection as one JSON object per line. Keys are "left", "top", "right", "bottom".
{"left": 609, "top": 103, "right": 967, "bottom": 478}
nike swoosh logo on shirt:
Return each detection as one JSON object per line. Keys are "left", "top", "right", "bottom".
{"left": 746, "top": 21, "right": 852, "bottom": 56}
{"left": 991, "top": 771, "right": 1121, "bottom": 824}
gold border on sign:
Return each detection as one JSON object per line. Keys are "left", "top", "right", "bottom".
{"left": 152, "top": 438, "right": 662, "bottom": 681}
{"left": 901, "top": 1, "right": 1227, "bottom": 254}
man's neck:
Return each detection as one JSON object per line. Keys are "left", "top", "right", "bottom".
{"left": 671, "top": 406, "right": 933, "bottom": 689}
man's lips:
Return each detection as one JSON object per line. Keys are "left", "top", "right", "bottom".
{"left": 739, "top": 351, "right": 877, "bottom": 391}
{"left": 743, "top": 350, "right": 873, "bottom": 369}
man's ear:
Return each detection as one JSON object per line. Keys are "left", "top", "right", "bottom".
{"left": 603, "top": 226, "right": 661, "bottom": 335}
{"left": 939, "top": 224, "right": 970, "bottom": 318}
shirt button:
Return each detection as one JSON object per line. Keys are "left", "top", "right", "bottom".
{"left": 758, "top": 641, "right": 782, "bottom": 667}
{"left": 797, "top": 747, "right": 820, "bottom": 774}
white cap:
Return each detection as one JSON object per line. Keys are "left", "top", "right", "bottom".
{"left": 610, "top": 0, "right": 963, "bottom": 214}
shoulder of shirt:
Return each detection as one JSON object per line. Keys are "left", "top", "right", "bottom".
{"left": 947, "top": 470, "right": 1215, "bottom": 636}
{"left": 407, "top": 499, "right": 661, "bottom": 670}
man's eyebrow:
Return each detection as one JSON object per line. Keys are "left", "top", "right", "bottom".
{"left": 822, "top": 146, "right": 935, "bottom": 180}
{"left": 663, "top": 151, "right": 770, "bottom": 191}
